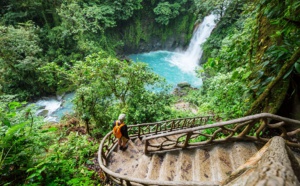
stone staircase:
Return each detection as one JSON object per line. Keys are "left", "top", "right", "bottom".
{"left": 107, "top": 137, "right": 260, "bottom": 184}
{"left": 99, "top": 113, "right": 300, "bottom": 185}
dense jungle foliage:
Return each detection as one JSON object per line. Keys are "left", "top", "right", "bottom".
{"left": 1, "top": 0, "right": 299, "bottom": 185}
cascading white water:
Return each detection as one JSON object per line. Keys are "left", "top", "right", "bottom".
{"left": 33, "top": 92, "right": 75, "bottom": 122}
{"left": 35, "top": 98, "right": 62, "bottom": 122}
{"left": 167, "top": 14, "right": 217, "bottom": 73}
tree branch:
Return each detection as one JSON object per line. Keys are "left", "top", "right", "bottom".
{"left": 246, "top": 47, "right": 300, "bottom": 115}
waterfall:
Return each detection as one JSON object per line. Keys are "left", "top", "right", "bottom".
{"left": 34, "top": 15, "right": 217, "bottom": 122}
{"left": 129, "top": 14, "right": 217, "bottom": 88}
{"left": 167, "top": 14, "right": 217, "bottom": 73}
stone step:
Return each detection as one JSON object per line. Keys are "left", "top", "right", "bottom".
{"left": 158, "top": 151, "right": 178, "bottom": 181}
{"left": 147, "top": 137, "right": 174, "bottom": 152}
{"left": 132, "top": 154, "right": 152, "bottom": 179}
{"left": 126, "top": 140, "right": 143, "bottom": 163}
{"left": 146, "top": 154, "right": 164, "bottom": 180}
{"left": 166, "top": 134, "right": 180, "bottom": 141}
{"left": 108, "top": 139, "right": 262, "bottom": 184}
{"left": 211, "top": 145, "right": 233, "bottom": 181}
{"left": 155, "top": 137, "right": 166, "bottom": 144}
{"left": 133, "top": 138, "right": 144, "bottom": 153}
{"left": 108, "top": 151, "right": 138, "bottom": 176}
{"left": 174, "top": 150, "right": 194, "bottom": 181}
{"left": 108, "top": 140, "right": 141, "bottom": 175}
{"left": 194, "top": 148, "right": 213, "bottom": 182}
{"left": 230, "top": 142, "right": 258, "bottom": 170}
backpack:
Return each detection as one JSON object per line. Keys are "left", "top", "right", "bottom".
{"left": 113, "top": 120, "right": 125, "bottom": 139}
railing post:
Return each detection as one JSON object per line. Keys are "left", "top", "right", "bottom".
{"left": 125, "top": 180, "right": 132, "bottom": 186}
{"left": 103, "top": 171, "right": 109, "bottom": 184}
{"left": 138, "top": 126, "right": 141, "bottom": 139}
{"left": 191, "top": 118, "right": 196, "bottom": 127}
{"left": 101, "top": 150, "right": 107, "bottom": 166}
{"left": 183, "top": 132, "right": 192, "bottom": 149}
{"left": 256, "top": 118, "right": 267, "bottom": 140}
{"left": 237, "top": 120, "right": 256, "bottom": 138}
{"left": 170, "top": 120, "right": 175, "bottom": 132}
{"left": 144, "top": 140, "right": 149, "bottom": 154}
{"left": 99, "top": 113, "right": 300, "bottom": 186}
{"left": 182, "top": 119, "right": 186, "bottom": 129}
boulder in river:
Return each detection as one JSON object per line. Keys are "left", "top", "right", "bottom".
{"left": 177, "top": 82, "right": 191, "bottom": 88}
{"left": 37, "top": 109, "right": 49, "bottom": 117}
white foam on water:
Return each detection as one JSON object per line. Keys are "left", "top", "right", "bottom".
{"left": 35, "top": 99, "right": 62, "bottom": 122}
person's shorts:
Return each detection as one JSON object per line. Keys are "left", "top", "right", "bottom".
{"left": 120, "top": 136, "right": 129, "bottom": 145}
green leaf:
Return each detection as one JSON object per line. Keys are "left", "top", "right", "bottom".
{"left": 231, "top": 71, "right": 239, "bottom": 79}
{"left": 2, "top": 118, "right": 11, "bottom": 127}
{"left": 262, "top": 60, "right": 270, "bottom": 67}
{"left": 8, "top": 102, "right": 22, "bottom": 110}
{"left": 86, "top": 159, "right": 93, "bottom": 165}
{"left": 283, "top": 67, "right": 293, "bottom": 79}
{"left": 242, "top": 71, "right": 252, "bottom": 80}
{"left": 4, "top": 122, "right": 26, "bottom": 141}
{"left": 262, "top": 77, "right": 274, "bottom": 86}
{"left": 41, "top": 127, "right": 58, "bottom": 133}
{"left": 257, "top": 71, "right": 264, "bottom": 78}
{"left": 295, "top": 62, "right": 300, "bottom": 74}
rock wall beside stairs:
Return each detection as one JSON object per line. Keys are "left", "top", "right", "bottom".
{"left": 221, "top": 136, "right": 300, "bottom": 186}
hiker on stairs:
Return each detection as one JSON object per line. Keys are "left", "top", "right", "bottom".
{"left": 112, "top": 114, "right": 130, "bottom": 151}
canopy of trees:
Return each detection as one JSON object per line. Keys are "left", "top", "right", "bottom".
{"left": 1, "top": 0, "right": 299, "bottom": 185}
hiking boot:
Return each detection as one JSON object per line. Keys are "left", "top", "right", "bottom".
{"left": 122, "top": 145, "right": 128, "bottom": 151}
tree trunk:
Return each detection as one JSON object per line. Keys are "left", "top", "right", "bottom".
{"left": 246, "top": 47, "right": 300, "bottom": 115}
{"left": 85, "top": 118, "right": 90, "bottom": 135}
{"left": 221, "top": 136, "right": 300, "bottom": 186}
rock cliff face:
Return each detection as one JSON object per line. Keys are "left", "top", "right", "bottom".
{"left": 115, "top": 9, "right": 197, "bottom": 55}
{"left": 121, "top": 33, "right": 189, "bottom": 55}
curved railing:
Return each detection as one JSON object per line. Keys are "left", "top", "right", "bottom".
{"left": 143, "top": 113, "right": 300, "bottom": 154}
{"left": 98, "top": 115, "right": 216, "bottom": 186}
{"left": 98, "top": 113, "right": 300, "bottom": 185}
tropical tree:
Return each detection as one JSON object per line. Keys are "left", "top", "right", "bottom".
{"left": 0, "top": 24, "right": 46, "bottom": 99}
{"left": 153, "top": 2, "right": 181, "bottom": 25}
{"left": 245, "top": 0, "right": 300, "bottom": 115}
{"left": 0, "top": 0, "right": 59, "bottom": 27}
{"left": 70, "top": 51, "right": 172, "bottom": 134}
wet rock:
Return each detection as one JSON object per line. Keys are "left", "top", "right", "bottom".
{"left": 37, "top": 105, "right": 46, "bottom": 110}
{"left": 172, "top": 82, "right": 194, "bottom": 97}
{"left": 177, "top": 82, "right": 191, "bottom": 88}
{"left": 37, "top": 109, "right": 49, "bottom": 117}
{"left": 56, "top": 93, "right": 65, "bottom": 101}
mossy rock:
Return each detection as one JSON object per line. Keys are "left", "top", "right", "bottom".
{"left": 177, "top": 82, "right": 191, "bottom": 88}
{"left": 37, "top": 109, "right": 49, "bottom": 117}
